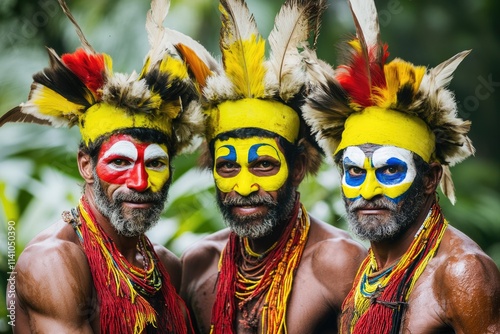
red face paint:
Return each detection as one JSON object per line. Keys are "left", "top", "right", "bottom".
{"left": 96, "top": 134, "right": 170, "bottom": 192}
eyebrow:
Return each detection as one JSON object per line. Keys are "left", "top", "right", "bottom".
{"left": 102, "top": 141, "right": 137, "bottom": 160}
{"left": 144, "top": 144, "right": 169, "bottom": 160}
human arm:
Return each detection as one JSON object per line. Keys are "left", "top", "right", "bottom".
{"left": 439, "top": 249, "right": 500, "bottom": 333}
{"left": 13, "top": 239, "right": 95, "bottom": 333}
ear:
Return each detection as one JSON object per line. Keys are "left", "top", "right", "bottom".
{"left": 291, "top": 151, "right": 307, "bottom": 187}
{"left": 77, "top": 150, "right": 95, "bottom": 185}
{"left": 423, "top": 162, "right": 442, "bottom": 195}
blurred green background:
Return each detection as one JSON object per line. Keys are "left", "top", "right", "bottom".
{"left": 1, "top": 0, "right": 499, "bottom": 332}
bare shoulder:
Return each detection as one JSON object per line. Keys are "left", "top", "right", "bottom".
{"left": 301, "top": 216, "right": 367, "bottom": 306}
{"left": 431, "top": 226, "right": 500, "bottom": 332}
{"left": 180, "top": 229, "right": 229, "bottom": 294}
{"left": 306, "top": 215, "right": 367, "bottom": 269}
{"left": 435, "top": 226, "right": 500, "bottom": 281}
{"left": 151, "top": 241, "right": 182, "bottom": 289}
{"left": 181, "top": 228, "right": 230, "bottom": 266}
{"left": 15, "top": 220, "right": 94, "bottom": 330}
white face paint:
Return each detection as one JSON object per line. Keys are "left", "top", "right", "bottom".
{"left": 342, "top": 145, "right": 417, "bottom": 203}
{"left": 102, "top": 141, "right": 137, "bottom": 172}
{"left": 144, "top": 144, "right": 169, "bottom": 172}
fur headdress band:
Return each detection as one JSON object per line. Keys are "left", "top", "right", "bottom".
{"left": 175, "top": 0, "right": 327, "bottom": 175}
{"left": 0, "top": 0, "right": 204, "bottom": 155}
{"left": 302, "top": 0, "right": 474, "bottom": 203}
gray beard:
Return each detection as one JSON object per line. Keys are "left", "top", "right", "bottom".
{"left": 344, "top": 181, "right": 425, "bottom": 242}
{"left": 217, "top": 181, "right": 296, "bottom": 239}
{"left": 92, "top": 170, "right": 169, "bottom": 237}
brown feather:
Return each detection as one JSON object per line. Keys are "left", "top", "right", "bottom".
{"left": 0, "top": 106, "right": 51, "bottom": 127}
{"left": 440, "top": 165, "right": 456, "bottom": 205}
{"left": 57, "top": 0, "right": 95, "bottom": 53}
{"left": 175, "top": 43, "right": 212, "bottom": 91}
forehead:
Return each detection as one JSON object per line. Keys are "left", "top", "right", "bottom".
{"left": 215, "top": 137, "right": 282, "bottom": 152}
{"left": 98, "top": 133, "right": 168, "bottom": 154}
{"left": 100, "top": 133, "right": 152, "bottom": 148}
{"left": 342, "top": 145, "right": 414, "bottom": 165}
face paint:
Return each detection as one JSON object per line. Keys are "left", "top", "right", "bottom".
{"left": 341, "top": 146, "right": 416, "bottom": 203}
{"left": 96, "top": 134, "right": 170, "bottom": 193}
{"left": 213, "top": 137, "right": 289, "bottom": 196}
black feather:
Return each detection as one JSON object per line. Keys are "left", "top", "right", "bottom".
{"left": 31, "top": 48, "right": 93, "bottom": 108}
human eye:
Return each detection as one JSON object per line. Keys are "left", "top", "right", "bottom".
{"left": 251, "top": 156, "right": 280, "bottom": 173}
{"left": 381, "top": 165, "right": 403, "bottom": 175}
{"left": 110, "top": 158, "right": 132, "bottom": 169}
{"left": 347, "top": 166, "right": 365, "bottom": 177}
{"left": 147, "top": 159, "right": 168, "bottom": 171}
{"left": 216, "top": 160, "right": 239, "bottom": 175}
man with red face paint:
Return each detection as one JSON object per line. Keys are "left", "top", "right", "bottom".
{"left": 178, "top": 0, "right": 366, "bottom": 333}
{"left": 302, "top": 0, "right": 500, "bottom": 333}
{"left": 1, "top": 0, "right": 205, "bottom": 332}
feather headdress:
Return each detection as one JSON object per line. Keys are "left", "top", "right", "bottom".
{"left": 302, "top": 0, "right": 474, "bottom": 203}
{"left": 176, "top": 0, "right": 327, "bottom": 174}
{"left": 0, "top": 0, "right": 204, "bottom": 155}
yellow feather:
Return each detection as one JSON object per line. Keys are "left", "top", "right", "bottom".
{"left": 103, "top": 53, "right": 113, "bottom": 74}
{"left": 159, "top": 57, "right": 189, "bottom": 80}
{"left": 223, "top": 35, "right": 266, "bottom": 98}
{"left": 374, "top": 59, "right": 425, "bottom": 109}
{"left": 348, "top": 39, "right": 363, "bottom": 55}
{"left": 32, "top": 85, "right": 85, "bottom": 122}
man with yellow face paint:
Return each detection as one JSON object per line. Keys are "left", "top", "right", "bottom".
{"left": 302, "top": 0, "right": 500, "bottom": 333}
{"left": 0, "top": 0, "right": 205, "bottom": 332}
{"left": 178, "top": 0, "right": 366, "bottom": 333}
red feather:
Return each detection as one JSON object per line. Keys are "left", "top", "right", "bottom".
{"left": 61, "top": 49, "right": 106, "bottom": 97}
{"left": 336, "top": 42, "right": 389, "bottom": 108}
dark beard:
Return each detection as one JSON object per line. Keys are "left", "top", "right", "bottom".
{"left": 92, "top": 170, "right": 170, "bottom": 237}
{"left": 344, "top": 176, "right": 426, "bottom": 242}
{"left": 216, "top": 180, "right": 296, "bottom": 239}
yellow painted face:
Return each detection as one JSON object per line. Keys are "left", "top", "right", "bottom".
{"left": 213, "top": 137, "right": 289, "bottom": 196}
{"left": 341, "top": 146, "right": 417, "bottom": 203}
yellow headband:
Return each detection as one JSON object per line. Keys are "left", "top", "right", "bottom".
{"left": 335, "top": 106, "right": 435, "bottom": 162}
{"left": 206, "top": 98, "right": 300, "bottom": 143}
{"left": 79, "top": 103, "right": 173, "bottom": 145}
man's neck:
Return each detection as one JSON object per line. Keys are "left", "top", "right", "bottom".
{"left": 82, "top": 187, "right": 141, "bottom": 263}
{"left": 369, "top": 195, "right": 436, "bottom": 271}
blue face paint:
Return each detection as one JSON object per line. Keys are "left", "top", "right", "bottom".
{"left": 248, "top": 143, "right": 267, "bottom": 163}
{"left": 219, "top": 145, "right": 237, "bottom": 161}
{"left": 342, "top": 146, "right": 417, "bottom": 202}
{"left": 375, "top": 157, "right": 408, "bottom": 185}
{"left": 344, "top": 156, "right": 367, "bottom": 187}
{"left": 213, "top": 137, "right": 289, "bottom": 195}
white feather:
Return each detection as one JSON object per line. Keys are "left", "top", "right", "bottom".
{"left": 268, "top": 0, "right": 326, "bottom": 101}
{"left": 348, "top": 0, "right": 380, "bottom": 49}
{"left": 423, "top": 50, "right": 471, "bottom": 100}
{"left": 221, "top": 0, "right": 259, "bottom": 45}
{"left": 145, "top": 0, "right": 171, "bottom": 66}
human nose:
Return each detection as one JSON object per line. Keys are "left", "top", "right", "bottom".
{"left": 232, "top": 169, "right": 259, "bottom": 196}
{"left": 359, "top": 171, "right": 383, "bottom": 200}
{"left": 126, "top": 162, "right": 149, "bottom": 192}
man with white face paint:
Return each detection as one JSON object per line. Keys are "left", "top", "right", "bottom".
{"left": 0, "top": 0, "right": 205, "bottom": 332}
{"left": 302, "top": 0, "right": 500, "bottom": 333}
{"left": 178, "top": 0, "right": 366, "bottom": 333}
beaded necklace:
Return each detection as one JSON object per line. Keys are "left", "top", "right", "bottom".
{"left": 210, "top": 200, "right": 310, "bottom": 334}
{"left": 340, "top": 202, "right": 448, "bottom": 334}
{"left": 65, "top": 197, "right": 189, "bottom": 334}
